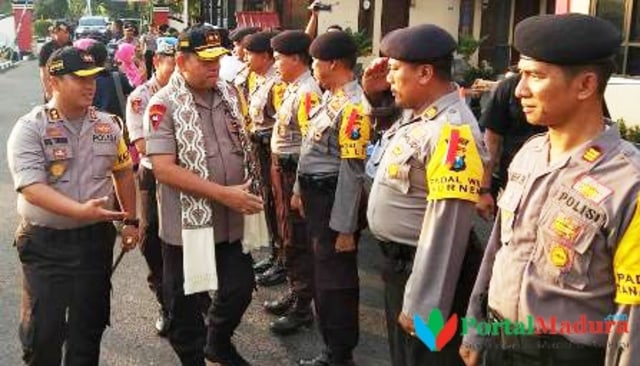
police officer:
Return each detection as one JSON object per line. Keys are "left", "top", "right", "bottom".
{"left": 144, "top": 26, "right": 262, "bottom": 366}
{"left": 265, "top": 30, "right": 322, "bottom": 334}
{"left": 244, "top": 31, "right": 289, "bottom": 287}
{"left": 231, "top": 27, "right": 260, "bottom": 106}
{"left": 295, "top": 31, "right": 370, "bottom": 366}
{"left": 7, "top": 46, "right": 138, "bottom": 365}
{"left": 460, "top": 14, "right": 640, "bottom": 366}
{"left": 362, "top": 24, "right": 487, "bottom": 366}
{"left": 125, "top": 36, "right": 177, "bottom": 336}
{"left": 229, "top": 27, "right": 260, "bottom": 64}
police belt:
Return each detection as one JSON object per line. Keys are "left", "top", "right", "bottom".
{"left": 272, "top": 153, "right": 299, "bottom": 171}
{"left": 298, "top": 173, "right": 338, "bottom": 191}
{"left": 488, "top": 308, "right": 606, "bottom": 361}
{"left": 251, "top": 129, "right": 272, "bottom": 145}
{"left": 378, "top": 240, "right": 416, "bottom": 274}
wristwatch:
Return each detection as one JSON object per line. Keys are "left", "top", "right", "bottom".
{"left": 479, "top": 187, "right": 492, "bottom": 195}
{"left": 123, "top": 218, "right": 140, "bottom": 228}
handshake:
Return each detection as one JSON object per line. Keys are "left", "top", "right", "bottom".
{"left": 308, "top": 0, "right": 333, "bottom": 12}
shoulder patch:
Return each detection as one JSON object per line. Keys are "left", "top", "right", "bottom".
{"left": 339, "top": 103, "right": 371, "bottom": 159}
{"left": 130, "top": 98, "right": 143, "bottom": 115}
{"left": 148, "top": 104, "right": 167, "bottom": 131}
{"left": 614, "top": 191, "right": 640, "bottom": 305}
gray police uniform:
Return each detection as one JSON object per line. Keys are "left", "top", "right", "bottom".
{"left": 368, "top": 90, "right": 487, "bottom": 366}
{"left": 270, "top": 70, "right": 322, "bottom": 313}
{"left": 144, "top": 78, "right": 255, "bottom": 364}
{"left": 297, "top": 79, "right": 370, "bottom": 362}
{"left": 7, "top": 105, "right": 131, "bottom": 365}
{"left": 126, "top": 76, "right": 164, "bottom": 310}
{"left": 463, "top": 125, "right": 640, "bottom": 365}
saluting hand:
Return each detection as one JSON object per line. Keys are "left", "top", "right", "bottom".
{"left": 335, "top": 233, "right": 356, "bottom": 253}
{"left": 222, "top": 180, "right": 264, "bottom": 215}
{"left": 459, "top": 344, "right": 481, "bottom": 366}
{"left": 77, "top": 197, "right": 128, "bottom": 222}
{"left": 362, "top": 57, "right": 391, "bottom": 99}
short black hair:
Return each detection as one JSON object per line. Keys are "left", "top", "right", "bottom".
{"left": 159, "top": 24, "right": 169, "bottom": 33}
{"left": 560, "top": 56, "right": 617, "bottom": 95}
{"left": 429, "top": 55, "right": 453, "bottom": 81}
{"left": 338, "top": 54, "right": 357, "bottom": 70}
{"left": 87, "top": 42, "right": 108, "bottom": 67}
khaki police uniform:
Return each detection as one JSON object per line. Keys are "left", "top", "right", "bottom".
{"left": 7, "top": 104, "right": 132, "bottom": 365}
{"left": 247, "top": 64, "right": 288, "bottom": 284}
{"left": 464, "top": 126, "right": 640, "bottom": 365}
{"left": 297, "top": 79, "right": 371, "bottom": 363}
{"left": 270, "top": 70, "right": 321, "bottom": 317}
{"left": 126, "top": 76, "right": 165, "bottom": 315}
{"left": 144, "top": 77, "right": 255, "bottom": 365}
{"left": 367, "top": 90, "right": 486, "bottom": 365}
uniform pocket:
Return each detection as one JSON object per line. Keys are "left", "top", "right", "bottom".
{"left": 92, "top": 144, "right": 117, "bottom": 179}
{"left": 532, "top": 208, "right": 598, "bottom": 291}
{"left": 380, "top": 146, "right": 416, "bottom": 194}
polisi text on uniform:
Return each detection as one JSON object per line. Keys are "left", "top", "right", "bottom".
{"left": 557, "top": 191, "right": 603, "bottom": 223}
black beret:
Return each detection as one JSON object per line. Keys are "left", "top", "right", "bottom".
{"left": 380, "top": 24, "right": 456, "bottom": 62}
{"left": 229, "top": 27, "right": 260, "bottom": 43}
{"left": 271, "top": 30, "right": 312, "bottom": 55}
{"left": 244, "top": 31, "right": 277, "bottom": 53}
{"left": 309, "top": 31, "right": 358, "bottom": 60}
{"left": 514, "top": 14, "right": 621, "bottom": 65}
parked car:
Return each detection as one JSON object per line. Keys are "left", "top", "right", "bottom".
{"left": 75, "top": 16, "right": 110, "bottom": 41}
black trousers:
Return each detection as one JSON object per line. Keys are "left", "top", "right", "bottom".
{"left": 162, "top": 241, "right": 255, "bottom": 366}
{"left": 16, "top": 221, "right": 116, "bottom": 366}
{"left": 271, "top": 155, "right": 313, "bottom": 304}
{"left": 484, "top": 335, "right": 605, "bottom": 366}
{"left": 137, "top": 165, "right": 164, "bottom": 309}
{"left": 144, "top": 50, "right": 155, "bottom": 80}
{"left": 300, "top": 178, "right": 359, "bottom": 362}
{"left": 252, "top": 133, "right": 280, "bottom": 257}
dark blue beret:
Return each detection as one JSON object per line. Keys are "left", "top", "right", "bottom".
{"left": 309, "top": 31, "right": 358, "bottom": 60}
{"left": 380, "top": 24, "right": 456, "bottom": 62}
{"left": 229, "top": 27, "right": 260, "bottom": 43}
{"left": 514, "top": 14, "right": 621, "bottom": 65}
{"left": 243, "top": 31, "right": 278, "bottom": 53}
{"left": 271, "top": 30, "right": 312, "bottom": 55}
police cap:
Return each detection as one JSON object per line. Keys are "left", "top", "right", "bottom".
{"left": 309, "top": 31, "right": 357, "bottom": 61}
{"left": 178, "top": 26, "right": 229, "bottom": 60}
{"left": 380, "top": 24, "right": 456, "bottom": 63}
{"left": 229, "top": 27, "right": 260, "bottom": 43}
{"left": 48, "top": 46, "right": 104, "bottom": 77}
{"left": 244, "top": 31, "right": 278, "bottom": 53}
{"left": 271, "top": 30, "right": 312, "bottom": 55}
{"left": 514, "top": 14, "right": 621, "bottom": 65}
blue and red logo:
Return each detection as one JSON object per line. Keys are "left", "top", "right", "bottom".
{"left": 414, "top": 309, "right": 458, "bottom": 351}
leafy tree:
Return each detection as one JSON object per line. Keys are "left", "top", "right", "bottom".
{"left": 34, "top": 0, "right": 69, "bottom": 20}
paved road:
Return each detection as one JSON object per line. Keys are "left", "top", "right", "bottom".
{"left": 0, "top": 60, "right": 492, "bottom": 366}
{"left": 0, "top": 60, "right": 391, "bottom": 366}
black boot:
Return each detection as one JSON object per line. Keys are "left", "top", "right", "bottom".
{"left": 263, "top": 290, "right": 295, "bottom": 316}
{"left": 255, "top": 262, "right": 286, "bottom": 287}
{"left": 205, "top": 342, "right": 251, "bottom": 366}
{"left": 252, "top": 255, "right": 274, "bottom": 274}
{"left": 269, "top": 302, "right": 314, "bottom": 335}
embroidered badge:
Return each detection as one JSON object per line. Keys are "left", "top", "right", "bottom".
{"left": 549, "top": 244, "right": 571, "bottom": 269}
{"left": 49, "top": 161, "right": 66, "bottom": 178}
{"left": 444, "top": 128, "right": 469, "bottom": 172}
{"left": 94, "top": 122, "right": 112, "bottom": 135}
{"left": 52, "top": 147, "right": 68, "bottom": 160}
{"left": 551, "top": 215, "right": 583, "bottom": 243}
{"left": 48, "top": 108, "right": 61, "bottom": 121}
{"left": 582, "top": 146, "right": 602, "bottom": 163}
{"left": 149, "top": 104, "right": 167, "bottom": 131}
{"left": 423, "top": 106, "right": 438, "bottom": 119}
{"left": 131, "top": 98, "right": 143, "bottom": 115}
{"left": 45, "top": 127, "right": 64, "bottom": 138}
{"left": 572, "top": 175, "right": 613, "bottom": 204}
{"left": 88, "top": 107, "right": 98, "bottom": 121}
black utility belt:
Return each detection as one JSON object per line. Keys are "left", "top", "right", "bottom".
{"left": 378, "top": 241, "right": 416, "bottom": 273}
{"left": 298, "top": 173, "right": 338, "bottom": 189}
{"left": 272, "top": 153, "right": 299, "bottom": 167}
{"left": 488, "top": 308, "right": 605, "bottom": 360}
{"left": 251, "top": 129, "right": 273, "bottom": 144}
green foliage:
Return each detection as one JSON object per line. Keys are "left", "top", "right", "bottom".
{"left": 34, "top": 0, "right": 69, "bottom": 20}
{"left": 344, "top": 27, "right": 372, "bottom": 57}
{"left": 457, "top": 34, "right": 487, "bottom": 62}
{"left": 33, "top": 19, "right": 53, "bottom": 39}
{"left": 618, "top": 119, "right": 640, "bottom": 143}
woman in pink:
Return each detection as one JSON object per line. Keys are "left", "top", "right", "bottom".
{"left": 114, "top": 43, "right": 146, "bottom": 87}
